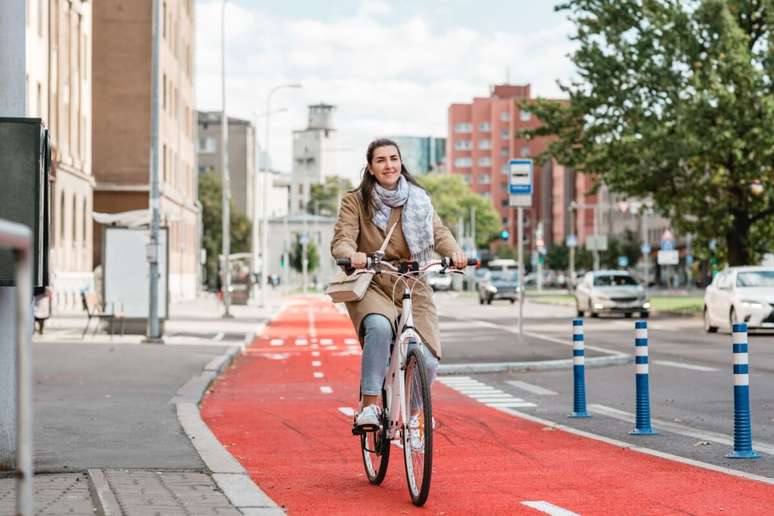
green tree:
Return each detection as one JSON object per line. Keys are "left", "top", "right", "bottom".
{"left": 545, "top": 243, "right": 569, "bottom": 271}
{"left": 526, "top": 0, "right": 774, "bottom": 265}
{"left": 418, "top": 173, "right": 501, "bottom": 248}
{"left": 601, "top": 229, "right": 641, "bottom": 269}
{"left": 289, "top": 235, "right": 319, "bottom": 273}
{"left": 305, "top": 176, "right": 353, "bottom": 216}
{"left": 199, "top": 171, "right": 252, "bottom": 288}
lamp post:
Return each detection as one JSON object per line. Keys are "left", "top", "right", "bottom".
{"left": 260, "top": 83, "right": 302, "bottom": 307}
{"left": 219, "top": 0, "right": 233, "bottom": 318}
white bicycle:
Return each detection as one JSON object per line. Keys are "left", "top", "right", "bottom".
{"left": 336, "top": 254, "right": 477, "bottom": 506}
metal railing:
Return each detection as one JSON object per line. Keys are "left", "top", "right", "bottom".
{"left": 0, "top": 218, "right": 33, "bottom": 515}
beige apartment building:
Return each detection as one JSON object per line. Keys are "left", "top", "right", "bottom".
{"left": 92, "top": 0, "right": 198, "bottom": 301}
{"left": 24, "top": 0, "right": 95, "bottom": 311}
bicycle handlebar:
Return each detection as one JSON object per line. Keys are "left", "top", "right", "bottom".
{"left": 335, "top": 256, "right": 479, "bottom": 273}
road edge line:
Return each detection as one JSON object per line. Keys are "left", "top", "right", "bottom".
{"left": 175, "top": 323, "right": 286, "bottom": 513}
{"left": 495, "top": 406, "right": 774, "bottom": 486}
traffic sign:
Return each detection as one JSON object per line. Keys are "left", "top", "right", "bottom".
{"left": 508, "top": 159, "right": 533, "bottom": 208}
{"left": 641, "top": 243, "right": 651, "bottom": 255}
{"left": 657, "top": 250, "right": 679, "bottom": 265}
{"left": 566, "top": 234, "right": 577, "bottom": 248}
{"left": 617, "top": 256, "right": 629, "bottom": 268}
{"left": 585, "top": 235, "right": 608, "bottom": 251}
{"left": 299, "top": 233, "right": 309, "bottom": 245}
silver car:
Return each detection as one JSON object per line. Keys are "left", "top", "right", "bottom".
{"left": 703, "top": 267, "right": 774, "bottom": 333}
{"left": 575, "top": 270, "right": 650, "bottom": 318}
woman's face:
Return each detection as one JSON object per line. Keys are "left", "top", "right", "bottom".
{"left": 369, "top": 145, "right": 402, "bottom": 190}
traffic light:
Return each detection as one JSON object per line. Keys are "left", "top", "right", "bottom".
{"left": 500, "top": 229, "right": 510, "bottom": 240}
{"left": 280, "top": 253, "right": 285, "bottom": 268}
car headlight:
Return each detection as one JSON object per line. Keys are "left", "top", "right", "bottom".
{"left": 642, "top": 302, "right": 651, "bottom": 309}
{"left": 741, "top": 300, "right": 765, "bottom": 310}
{"left": 486, "top": 285, "right": 497, "bottom": 293}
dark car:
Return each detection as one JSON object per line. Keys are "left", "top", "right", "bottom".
{"left": 478, "top": 270, "right": 520, "bottom": 305}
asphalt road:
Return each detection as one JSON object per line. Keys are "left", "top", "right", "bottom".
{"left": 433, "top": 292, "right": 774, "bottom": 479}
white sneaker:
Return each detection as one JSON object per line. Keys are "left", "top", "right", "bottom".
{"left": 356, "top": 404, "right": 381, "bottom": 431}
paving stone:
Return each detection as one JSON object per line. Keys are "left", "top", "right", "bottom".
{"left": 0, "top": 473, "right": 95, "bottom": 516}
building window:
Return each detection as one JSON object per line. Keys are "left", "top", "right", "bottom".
{"left": 520, "top": 146, "right": 530, "bottom": 157}
{"left": 500, "top": 182, "right": 508, "bottom": 191}
{"left": 463, "top": 174, "right": 472, "bottom": 184}
{"left": 500, "top": 129, "right": 509, "bottom": 140}
{"left": 198, "top": 137, "right": 216, "bottom": 153}
{"left": 83, "top": 198, "right": 88, "bottom": 247}
{"left": 162, "top": 144, "right": 167, "bottom": 182}
{"left": 500, "top": 147, "right": 509, "bottom": 157}
{"left": 162, "top": 2, "right": 167, "bottom": 39}
{"left": 479, "top": 122, "right": 491, "bottom": 132}
{"left": 454, "top": 157, "right": 472, "bottom": 168}
{"left": 481, "top": 191, "right": 491, "bottom": 198}
{"left": 520, "top": 110, "right": 531, "bottom": 122}
{"left": 501, "top": 199, "right": 509, "bottom": 207}
{"left": 162, "top": 74, "right": 167, "bottom": 111}
{"left": 478, "top": 157, "right": 492, "bottom": 167}
{"left": 500, "top": 111, "right": 510, "bottom": 122}
{"left": 454, "top": 140, "right": 472, "bottom": 151}
{"left": 501, "top": 162, "right": 509, "bottom": 174}
{"left": 478, "top": 139, "right": 491, "bottom": 150}
{"left": 454, "top": 122, "right": 472, "bottom": 133}
{"left": 478, "top": 175, "right": 491, "bottom": 185}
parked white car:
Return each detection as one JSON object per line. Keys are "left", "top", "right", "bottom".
{"left": 426, "top": 271, "right": 452, "bottom": 291}
{"left": 703, "top": 267, "right": 774, "bottom": 333}
{"left": 575, "top": 270, "right": 650, "bottom": 318}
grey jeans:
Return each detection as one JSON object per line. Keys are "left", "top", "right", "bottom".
{"left": 360, "top": 313, "right": 439, "bottom": 396}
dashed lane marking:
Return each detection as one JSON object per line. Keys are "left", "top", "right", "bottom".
{"left": 320, "top": 386, "right": 333, "bottom": 394}
{"left": 311, "top": 361, "right": 322, "bottom": 367}
{"left": 653, "top": 360, "right": 719, "bottom": 372}
{"left": 344, "top": 338, "right": 358, "bottom": 345}
{"left": 295, "top": 338, "right": 308, "bottom": 346}
{"left": 313, "top": 372, "right": 324, "bottom": 379}
{"left": 338, "top": 407, "right": 355, "bottom": 417}
{"left": 439, "top": 377, "right": 537, "bottom": 409}
{"left": 521, "top": 500, "right": 580, "bottom": 516}
{"left": 214, "top": 332, "right": 224, "bottom": 341}
{"left": 311, "top": 351, "right": 320, "bottom": 357}
{"left": 320, "top": 338, "right": 334, "bottom": 346}
{"left": 506, "top": 380, "right": 558, "bottom": 396}
{"left": 270, "top": 338, "right": 283, "bottom": 346}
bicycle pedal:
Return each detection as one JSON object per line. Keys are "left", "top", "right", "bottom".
{"left": 352, "top": 423, "right": 380, "bottom": 436}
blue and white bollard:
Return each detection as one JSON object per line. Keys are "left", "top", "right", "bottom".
{"left": 630, "top": 320, "right": 656, "bottom": 435}
{"left": 569, "top": 319, "right": 590, "bottom": 418}
{"left": 726, "top": 323, "right": 760, "bottom": 459}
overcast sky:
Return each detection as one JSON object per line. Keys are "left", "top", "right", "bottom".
{"left": 195, "top": 0, "right": 577, "bottom": 184}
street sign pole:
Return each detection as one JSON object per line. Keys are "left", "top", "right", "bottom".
{"left": 509, "top": 159, "right": 532, "bottom": 338}
{"left": 517, "top": 206, "right": 524, "bottom": 336}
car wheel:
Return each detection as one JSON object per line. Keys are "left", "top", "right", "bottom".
{"left": 478, "top": 296, "right": 484, "bottom": 305}
{"left": 640, "top": 311, "right": 650, "bottom": 319}
{"left": 730, "top": 307, "right": 738, "bottom": 332}
{"left": 486, "top": 296, "right": 493, "bottom": 305}
{"left": 589, "top": 301, "right": 598, "bottom": 318}
{"left": 510, "top": 298, "right": 515, "bottom": 304}
{"left": 624, "top": 312, "right": 632, "bottom": 319}
{"left": 703, "top": 307, "right": 717, "bottom": 333}
{"left": 576, "top": 301, "right": 584, "bottom": 318}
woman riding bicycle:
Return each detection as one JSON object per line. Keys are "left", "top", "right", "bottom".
{"left": 331, "top": 138, "right": 466, "bottom": 431}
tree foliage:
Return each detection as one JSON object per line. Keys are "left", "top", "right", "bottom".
{"left": 199, "top": 171, "right": 253, "bottom": 288}
{"left": 418, "top": 173, "right": 502, "bottom": 248}
{"left": 526, "top": 0, "right": 774, "bottom": 265}
{"left": 289, "top": 234, "right": 319, "bottom": 273}
{"left": 305, "top": 176, "right": 353, "bottom": 216}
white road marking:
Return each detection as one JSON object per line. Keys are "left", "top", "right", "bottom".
{"left": 498, "top": 406, "right": 774, "bottom": 485}
{"left": 320, "top": 338, "right": 334, "bottom": 346}
{"left": 475, "top": 396, "right": 526, "bottom": 403}
{"left": 295, "top": 338, "right": 308, "bottom": 346}
{"left": 311, "top": 351, "right": 320, "bottom": 357}
{"left": 270, "top": 338, "right": 283, "bottom": 347}
{"left": 338, "top": 407, "right": 355, "bottom": 417}
{"left": 344, "top": 338, "right": 358, "bottom": 345}
{"left": 506, "top": 380, "right": 558, "bottom": 396}
{"left": 311, "top": 360, "right": 322, "bottom": 367}
{"left": 487, "top": 401, "right": 537, "bottom": 408}
{"left": 313, "top": 372, "right": 324, "bottom": 379}
{"left": 320, "top": 386, "right": 333, "bottom": 394}
{"left": 521, "top": 500, "right": 579, "bottom": 516}
{"left": 653, "top": 360, "right": 719, "bottom": 372}
{"left": 590, "top": 404, "right": 774, "bottom": 455}
{"left": 214, "top": 332, "right": 224, "bottom": 341}
{"left": 457, "top": 388, "right": 504, "bottom": 394}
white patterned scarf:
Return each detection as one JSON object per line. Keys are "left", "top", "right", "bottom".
{"left": 372, "top": 175, "right": 434, "bottom": 264}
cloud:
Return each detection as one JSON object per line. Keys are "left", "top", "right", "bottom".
{"left": 195, "top": 1, "right": 576, "bottom": 183}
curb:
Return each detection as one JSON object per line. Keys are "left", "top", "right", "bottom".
{"left": 172, "top": 324, "right": 286, "bottom": 514}
{"left": 438, "top": 353, "right": 631, "bottom": 375}
{"left": 87, "top": 469, "right": 121, "bottom": 516}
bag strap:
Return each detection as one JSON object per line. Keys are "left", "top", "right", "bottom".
{"left": 377, "top": 222, "right": 398, "bottom": 253}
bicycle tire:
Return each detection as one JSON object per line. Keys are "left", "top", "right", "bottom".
{"left": 402, "top": 346, "right": 433, "bottom": 506}
{"left": 360, "top": 388, "right": 390, "bottom": 484}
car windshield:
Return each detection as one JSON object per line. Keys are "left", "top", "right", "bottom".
{"left": 736, "top": 271, "right": 774, "bottom": 287}
{"left": 593, "top": 274, "right": 637, "bottom": 287}
{"left": 491, "top": 271, "right": 518, "bottom": 282}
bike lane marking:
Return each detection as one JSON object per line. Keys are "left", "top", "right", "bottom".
{"left": 201, "top": 296, "right": 774, "bottom": 515}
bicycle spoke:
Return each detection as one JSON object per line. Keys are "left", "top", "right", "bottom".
{"left": 403, "top": 347, "right": 432, "bottom": 506}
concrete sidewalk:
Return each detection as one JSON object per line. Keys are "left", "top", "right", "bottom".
{"left": 0, "top": 292, "right": 285, "bottom": 515}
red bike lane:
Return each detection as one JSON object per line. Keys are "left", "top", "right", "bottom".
{"left": 201, "top": 297, "right": 774, "bottom": 514}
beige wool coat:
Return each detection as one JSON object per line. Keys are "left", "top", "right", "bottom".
{"left": 330, "top": 190, "right": 463, "bottom": 359}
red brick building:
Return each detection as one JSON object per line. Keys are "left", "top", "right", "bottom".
{"left": 447, "top": 84, "right": 596, "bottom": 252}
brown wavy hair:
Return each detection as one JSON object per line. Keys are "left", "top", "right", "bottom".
{"left": 354, "top": 138, "right": 424, "bottom": 220}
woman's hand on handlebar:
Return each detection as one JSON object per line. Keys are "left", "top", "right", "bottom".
{"left": 350, "top": 251, "right": 368, "bottom": 269}
{"left": 451, "top": 251, "right": 467, "bottom": 269}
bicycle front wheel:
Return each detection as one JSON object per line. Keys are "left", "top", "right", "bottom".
{"left": 402, "top": 346, "right": 433, "bottom": 506}
{"left": 361, "top": 388, "right": 390, "bottom": 484}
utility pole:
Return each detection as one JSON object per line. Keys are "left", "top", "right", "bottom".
{"left": 145, "top": 0, "right": 163, "bottom": 342}
{"left": 569, "top": 202, "right": 576, "bottom": 289}
{"left": 0, "top": 0, "right": 26, "bottom": 473}
{"left": 220, "top": 0, "right": 232, "bottom": 318}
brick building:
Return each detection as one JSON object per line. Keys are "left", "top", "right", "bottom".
{"left": 92, "top": 0, "right": 198, "bottom": 301}
{"left": 447, "top": 84, "right": 596, "bottom": 252}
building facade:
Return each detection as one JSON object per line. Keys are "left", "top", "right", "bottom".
{"left": 197, "top": 111, "right": 255, "bottom": 219}
{"left": 290, "top": 103, "right": 338, "bottom": 214}
{"left": 92, "top": 0, "right": 198, "bottom": 301}
{"left": 448, "top": 84, "right": 597, "bottom": 251}
{"left": 24, "top": 0, "right": 95, "bottom": 311}
{"left": 388, "top": 136, "right": 446, "bottom": 176}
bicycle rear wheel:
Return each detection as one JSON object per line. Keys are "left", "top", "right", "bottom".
{"left": 360, "top": 389, "right": 390, "bottom": 484}
{"left": 402, "top": 346, "right": 433, "bottom": 506}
